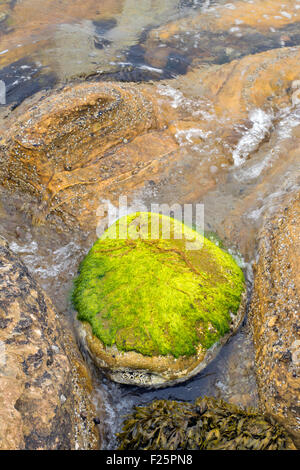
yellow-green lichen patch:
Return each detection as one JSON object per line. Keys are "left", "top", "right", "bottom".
{"left": 72, "top": 212, "right": 245, "bottom": 358}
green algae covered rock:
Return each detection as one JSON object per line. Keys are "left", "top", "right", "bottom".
{"left": 117, "top": 397, "right": 296, "bottom": 450}
{"left": 73, "top": 212, "right": 245, "bottom": 386}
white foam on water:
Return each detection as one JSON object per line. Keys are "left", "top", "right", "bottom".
{"left": 157, "top": 84, "right": 185, "bottom": 108}
{"left": 10, "top": 240, "right": 38, "bottom": 254}
{"left": 175, "top": 127, "right": 211, "bottom": 145}
{"left": 246, "top": 179, "right": 300, "bottom": 222}
{"left": 232, "top": 109, "right": 273, "bottom": 166}
{"left": 9, "top": 240, "right": 82, "bottom": 279}
{"left": 280, "top": 11, "right": 292, "bottom": 19}
{"left": 158, "top": 84, "right": 215, "bottom": 122}
{"left": 247, "top": 206, "right": 264, "bottom": 221}
{"left": 277, "top": 105, "right": 300, "bottom": 140}
{"left": 236, "top": 153, "right": 274, "bottom": 181}
{"left": 234, "top": 104, "right": 300, "bottom": 181}
{"left": 138, "top": 64, "right": 163, "bottom": 74}
{"left": 201, "top": 0, "right": 212, "bottom": 12}
{"left": 224, "top": 3, "right": 236, "bottom": 10}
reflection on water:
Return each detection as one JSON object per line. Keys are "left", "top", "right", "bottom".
{"left": 0, "top": 0, "right": 197, "bottom": 91}
{"left": 2, "top": 0, "right": 300, "bottom": 103}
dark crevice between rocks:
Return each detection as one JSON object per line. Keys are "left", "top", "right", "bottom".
{"left": 0, "top": 58, "right": 57, "bottom": 109}
{"left": 9, "top": 0, "right": 18, "bottom": 10}
{"left": 93, "top": 18, "right": 117, "bottom": 35}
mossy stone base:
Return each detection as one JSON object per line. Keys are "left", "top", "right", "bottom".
{"left": 73, "top": 212, "right": 245, "bottom": 386}
{"left": 77, "top": 293, "right": 245, "bottom": 387}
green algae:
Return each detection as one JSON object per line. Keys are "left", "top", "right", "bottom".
{"left": 117, "top": 397, "right": 295, "bottom": 450}
{"left": 72, "top": 212, "right": 245, "bottom": 358}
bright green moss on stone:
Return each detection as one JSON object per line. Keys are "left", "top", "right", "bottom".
{"left": 72, "top": 212, "right": 245, "bottom": 358}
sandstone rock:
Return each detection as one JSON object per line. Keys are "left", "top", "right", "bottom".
{"left": 73, "top": 212, "right": 245, "bottom": 387}
{"left": 173, "top": 45, "right": 300, "bottom": 132}
{"left": 1, "top": 46, "right": 300, "bottom": 239}
{"left": 0, "top": 236, "right": 100, "bottom": 449}
{"left": 0, "top": 81, "right": 177, "bottom": 228}
{"left": 249, "top": 195, "right": 300, "bottom": 448}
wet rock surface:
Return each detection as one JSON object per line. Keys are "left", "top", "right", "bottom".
{"left": 249, "top": 195, "right": 300, "bottom": 448}
{"left": 0, "top": 236, "right": 100, "bottom": 449}
{"left": 1, "top": 44, "right": 300, "bottom": 236}
{"left": 0, "top": 81, "right": 177, "bottom": 229}
{"left": 136, "top": 1, "right": 300, "bottom": 74}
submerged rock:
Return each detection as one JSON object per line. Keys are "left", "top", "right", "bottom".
{"left": 249, "top": 195, "right": 300, "bottom": 448}
{"left": 142, "top": 0, "right": 300, "bottom": 72}
{"left": 73, "top": 212, "right": 245, "bottom": 387}
{"left": 0, "top": 236, "right": 100, "bottom": 449}
{"left": 117, "top": 397, "right": 296, "bottom": 450}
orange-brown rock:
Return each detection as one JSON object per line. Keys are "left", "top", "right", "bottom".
{"left": 147, "top": 0, "right": 300, "bottom": 43}
{"left": 1, "top": 46, "right": 300, "bottom": 233}
{"left": 163, "top": 45, "right": 300, "bottom": 197}
{"left": 0, "top": 0, "right": 122, "bottom": 53}
{"left": 249, "top": 195, "right": 300, "bottom": 448}
{"left": 0, "top": 81, "right": 178, "bottom": 228}
{"left": 0, "top": 236, "right": 100, "bottom": 449}
{"left": 151, "top": 46, "right": 300, "bottom": 210}
{"left": 174, "top": 45, "right": 300, "bottom": 124}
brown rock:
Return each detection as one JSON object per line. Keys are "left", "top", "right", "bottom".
{"left": 147, "top": 0, "right": 300, "bottom": 42}
{"left": 249, "top": 195, "right": 300, "bottom": 448}
{"left": 174, "top": 45, "right": 300, "bottom": 123}
{"left": 1, "top": 47, "right": 300, "bottom": 236}
{"left": 0, "top": 81, "right": 177, "bottom": 229}
{"left": 0, "top": 236, "right": 100, "bottom": 449}
{"left": 141, "top": 0, "right": 300, "bottom": 73}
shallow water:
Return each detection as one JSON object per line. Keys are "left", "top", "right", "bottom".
{"left": 2, "top": 0, "right": 300, "bottom": 103}
{"left": 0, "top": 0, "right": 300, "bottom": 449}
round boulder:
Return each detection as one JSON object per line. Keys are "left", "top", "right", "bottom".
{"left": 73, "top": 212, "right": 245, "bottom": 387}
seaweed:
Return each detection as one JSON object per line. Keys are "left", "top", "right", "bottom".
{"left": 117, "top": 397, "right": 295, "bottom": 450}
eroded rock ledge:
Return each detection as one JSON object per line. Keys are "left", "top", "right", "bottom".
{"left": 0, "top": 81, "right": 172, "bottom": 228}
{"left": 0, "top": 237, "right": 100, "bottom": 449}
{"left": 249, "top": 195, "right": 300, "bottom": 448}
